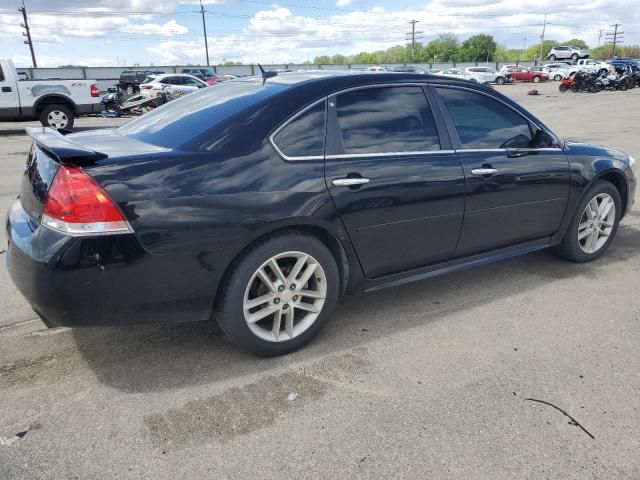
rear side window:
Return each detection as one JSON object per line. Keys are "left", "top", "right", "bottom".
{"left": 335, "top": 86, "right": 440, "bottom": 154}
{"left": 272, "top": 100, "right": 326, "bottom": 159}
{"left": 437, "top": 88, "right": 532, "bottom": 149}
{"left": 0, "top": 66, "right": 4, "bottom": 82}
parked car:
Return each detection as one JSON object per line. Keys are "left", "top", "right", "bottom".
{"left": 6, "top": 71, "right": 636, "bottom": 356}
{"left": 464, "top": 66, "right": 510, "bottom": 84}
{"left": 180, "top": 68, "right": 224, "bottom": 85}
{"left": 139, "top": 74, "right": 208, "bottom": 98}
{"left": 541, "top": 63, "right": 572, "bottom": 81}
{"left": 118, "top": 70, "right": 164, "bottom": 95}
{"left": 0, "top": 58, "right": 102, "bottom": 129}
{"left": 389, "top": 66, "right": 429, "bottom": 74}
{"left": 502, "top": 66, "right": 549, "bottom": 82}
{"left": 548, "top": 46, "right": 589, "bottom": 62}
{"left": 366, "top": 65, "right": 388, "bottom": 72}
{"left": 434, "top": 68, "right": 468, "bottom": 80}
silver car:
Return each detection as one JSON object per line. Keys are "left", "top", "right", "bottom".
{"left": 548, "top": 46, "right": 589, "bottom": 62}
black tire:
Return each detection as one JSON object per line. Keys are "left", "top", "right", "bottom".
{"left": 554, "top": 180, "right": 622, "bottom": 263}
{"left": 554, "top": 74, "right": 563, "bottom": 81}
{"left": 126, "top": 84, "right": 134, "bottom": 95}
{"left": 549, "top": 54, "right": 556, "bottom": 61}
{"left": 559, "top": 83, "right": 569, "bottom": 92}
{"left": 598, "top": 68, "right": 608, "bottom": 76}
{"left": 39, "top": 104, "right": 74, "bottom": 130}
{"left": 571, "top": 53, "right": 579, "bottom": 61}
{"left": 214, "top": 231, "right": 340, "bottom": 356}
{"left": 496, "top": 76, "right": 505, "bottom": 85}
{"left": 619, "top": 82, "right": 628, "bottom": 91}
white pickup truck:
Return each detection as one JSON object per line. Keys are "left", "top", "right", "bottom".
{"left": 568, "top": 59, "right": 613, "bottom": 76}
{"left": 0, "top": 59, "right": 103, "bottom": 130}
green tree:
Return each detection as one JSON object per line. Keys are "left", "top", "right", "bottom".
{"left": 565, "top": 38, "right": 589, "bottom": 49}
{"left": 459, "top": 34, "right": 497, "bottom": 62}
{"left": 331, "top": 54, "right": 348, "bottom": 64}
{"left": 378, "top": 45, "right": 409, "bottom": 63}
{"left": 525, "top": 39, "right": 558, "bottom": 60}
{"left": 351, "top": 51, "right": 377, "bottom": 64}
{"left": 313, "top": 55, "right": 331, "bottom": 64}
{"left": 416, "top": 34, "right": 459, "bottom": 63}
{"left": 493, "top": 45, "right": 523, "bottom": 62}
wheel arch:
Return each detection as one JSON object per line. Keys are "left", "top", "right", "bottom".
{"left": 33, "top": 94, "right": 77, "bottom": 116}
{"left": 594, "top": 169, "right": 629, "bottom": 218}
{"left": 215, "top": 221, "right": 354, "bottom": 307}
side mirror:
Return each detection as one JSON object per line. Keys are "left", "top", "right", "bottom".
{"left": 533, "top": 129, "right": 554, "bottom": 148}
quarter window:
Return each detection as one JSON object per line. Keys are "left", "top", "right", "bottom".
{"left": 335, "top": 86, "right": 440, "bottom": 154}
{"left": 0, "top": 66, "right": 4, "bottom": 82}
{"left": 273, "top": 100, "right": 326, "bottom": 158}
{"left": 437, "top": 88, "right": 532, "bottom": 149}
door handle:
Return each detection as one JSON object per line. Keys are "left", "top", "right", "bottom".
{"left": 471, "top": 168, "right": 498, "bottom": 175}
{"left": 332, "top": 177, "right": 370, "bottom": 186}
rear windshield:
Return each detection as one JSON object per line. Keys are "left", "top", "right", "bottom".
{"left": 117, "top": 78, "right": 289, "bottom": 148}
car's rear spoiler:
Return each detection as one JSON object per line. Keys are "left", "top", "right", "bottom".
{"left": 26, "top": 127, "right": 107, "bottom": 164}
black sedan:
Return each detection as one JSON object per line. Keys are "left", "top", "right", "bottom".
{"left": 6, "top": 71, "right": 637, "bottom": 355}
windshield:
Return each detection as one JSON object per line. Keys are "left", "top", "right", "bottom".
{"left": 117, "top": 78, "right": 289, "bottom": 148}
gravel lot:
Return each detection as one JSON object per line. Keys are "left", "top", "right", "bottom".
{"left": 1, "top": 83, "right": 639, "bottom": 479}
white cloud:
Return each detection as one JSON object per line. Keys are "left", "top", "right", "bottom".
{"left": 120, "top": 20, "right": 189, "bottom": 36}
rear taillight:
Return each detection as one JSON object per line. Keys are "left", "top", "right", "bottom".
{"left": 91, "top": 84, "right": 100, "bottom": 97}
{"left": 42, "top": 164, "right": 132, "bottom": 236}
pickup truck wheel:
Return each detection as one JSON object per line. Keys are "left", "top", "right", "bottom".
{"left": 39, "top": 104, "right": 74, "bottom": 130}
{"left": 598, "top": 68, "right": 608, "bottom": 76}
{"left": 126, "top": 84, "right": 134, "bottom": 95}
{"left": 496, "top": 76, "right": 505, "bottom": 85}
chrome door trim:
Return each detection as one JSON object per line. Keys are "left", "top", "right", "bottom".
{"left": 325, "top": 150, "right": 456, "bottom": 160}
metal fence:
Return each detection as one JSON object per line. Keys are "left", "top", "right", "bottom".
{"left": 15, "top": 61, "right": 540, "bottom": 92}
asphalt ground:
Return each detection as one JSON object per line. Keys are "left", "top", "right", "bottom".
{"left": 1, "top": 82, "right": 639, "bottom": 479}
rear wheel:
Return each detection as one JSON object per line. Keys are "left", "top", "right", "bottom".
{"left": 39, "top": 104, "right": 74, "bottom": 130}
{"left": 215, "top": 232, "right": 339, "bottom": 356}
{"left": 554, "top": 181, "right": 621, "bottom": 263}
{"left": 126, "top": 84, "right": 134, "bottom": 95}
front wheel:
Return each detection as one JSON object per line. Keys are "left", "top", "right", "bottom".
{"left": 126, "top": 84, "right": 134, "bottom": 95}
{"left": 39, "top": 104, "right": 74, "bottom": 130}
{"left": 532, "top": 76, "right": 541, "bottom": 83}
{"left": 559, "top": 83, "right": 569, "bottom": 92}
{"left": 549, "top": 54, "right": 556, "bottom": 61}
{"left": 496, "top": 76, "right": 505, "bottom": 85}
{"left": 215, "top": 232, "right": 339, "bottom": 356}
{"left": 554, "top": 181, "right": 621, "bottom": 263}
{"left": 571, "top": 54, "right": 579, "bottom": 61}
{"left": 554, "top": 74, "right": 563, "bottom": 81}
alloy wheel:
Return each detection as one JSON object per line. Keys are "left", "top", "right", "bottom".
{"left": 47, "top": 110, "right": 68, "bottom": 129}
{"left": 243, "top": 251, "right": 327, "bottom": 342}
{"left": 578, "top": 193, "right": 616, "bottom": 254}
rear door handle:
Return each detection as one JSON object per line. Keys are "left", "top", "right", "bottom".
{"left": 471, "top": 168, "right": 498, "bottom": 175}
{"left": 332, "top": 177, "right": 370, "bottom": 186}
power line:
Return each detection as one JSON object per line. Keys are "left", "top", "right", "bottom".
{"left": 18, "top": 1, "right": 37, "bottom": 68}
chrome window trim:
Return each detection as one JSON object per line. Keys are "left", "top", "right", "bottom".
{"left": 326, "top": 150, "right": 455, "bottom": 160}
{"left": 269, "top": 97, "right": 328, "bottom": 161}
{"left": 454, "top": 147, "right": 564, "bottom": 153}
{"left": 432, "top": 83, "right": 563, "bottom": 148}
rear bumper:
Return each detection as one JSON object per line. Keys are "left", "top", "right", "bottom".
{"left": 6, "top": 198, "right": 218, "bottom": 327}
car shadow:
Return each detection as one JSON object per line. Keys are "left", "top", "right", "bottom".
{"left": 72, "top": 221, "right": 640, "bottom": 393}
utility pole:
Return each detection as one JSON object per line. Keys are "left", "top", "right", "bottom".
{"left": 597, "top": 29, "right": 603, "bottom": 48}
{"left": 605, "top": 24, "right": 623, "bottom": 57}
{"left": 405, "top": 20, "right": 422, "bottom": 63}
{"left": 538, "top": 12, "right": 547, "bottom": 63}
{"left": 18, "top": 1, "right": 37, "bottom": 68}
{"left": 200, "top": 0, "right": 210, "bottom": 66}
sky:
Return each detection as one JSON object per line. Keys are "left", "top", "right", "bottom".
{"left": 0, "top": 0, "right": 638, "bottom": 67}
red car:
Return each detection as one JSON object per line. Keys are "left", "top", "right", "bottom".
{"left": 502, "top": 66, "right": 549, "bottom": 83}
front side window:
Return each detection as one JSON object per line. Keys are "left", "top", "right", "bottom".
{"left": 335, "top": 86, "right": 440, "bottom": 154}
{"left": 437, "top": 87, "right": 532, "bottom": 149}
{"left": 272, "top": 100, "right": 326, "bottom": 159}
